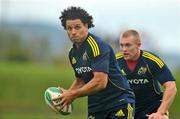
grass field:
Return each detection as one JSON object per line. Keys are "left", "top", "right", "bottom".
{"left": 0, "top": 61, "right": 179, "bottom": 119}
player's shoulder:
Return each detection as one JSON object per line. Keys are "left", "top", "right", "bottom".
{"left": 87, "top": 33, "right": 107, "bottom": 46}
{"left": 142, "top": 50, "right": 164, "bottom": 68}
{"left": 116, "top": 52, "right": 124, "bottom": 60}
{"left": 86, "top": 33, "right": 109, "bottom": 57}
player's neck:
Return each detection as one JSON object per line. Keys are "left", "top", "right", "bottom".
{"left": 75, "top": 43, "right": 82, "bottom": 49}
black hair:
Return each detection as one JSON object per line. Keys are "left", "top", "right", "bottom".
{"left": 59, "top": 6, "right": 95, "bottom": 29}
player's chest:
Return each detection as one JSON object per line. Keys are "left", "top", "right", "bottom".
{"left": 70, "top": 50, "right": 92, "bottom": 74}
{"left": 121, "top": 61, "right": 153, "bottom": 85}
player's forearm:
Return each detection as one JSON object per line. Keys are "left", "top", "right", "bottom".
{"left": 157, "top": 82, "right": 177, "bottom": 115}
{"left": 68, "top": 78, "right": 85, "bottom": 91}
{"left": 71, "top": 74, "right": 108, "bottom": 98}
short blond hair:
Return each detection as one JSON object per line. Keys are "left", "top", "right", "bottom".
{"left": 121, "top": 29, "right": 141, "bottom": 43}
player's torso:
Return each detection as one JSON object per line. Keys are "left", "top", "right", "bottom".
{"left": 69, "top": 34, "right": 135, "bottom": 112}
{"left": 117, "top": 53, "right": 162, "bottom": 106}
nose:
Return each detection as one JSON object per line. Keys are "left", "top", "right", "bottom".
{"left": 121, "top": 46, "right": 127, "bottom": 52}
{"left": 71, "top": 28, "right": 76, "bottom": 35}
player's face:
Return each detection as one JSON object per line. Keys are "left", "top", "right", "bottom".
{"left": 120, "top": 35, "right": 141, "bottom": 61}
{"left": 66, "top": 19, "right": 88, "bottom": 46}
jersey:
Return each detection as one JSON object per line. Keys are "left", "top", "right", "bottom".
{"left": 116, "top": 50, "right": 175, "bottom": 111}
{"left": 69, "top": 33, "right": 135, "bottom": 113}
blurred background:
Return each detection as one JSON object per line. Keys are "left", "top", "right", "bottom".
{"left": 0, "top": 0, "right": 180, "bottom": 118}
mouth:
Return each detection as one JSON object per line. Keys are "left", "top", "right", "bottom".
{"left": 71, "top": 36, "right": 79, "bottom": 40}
{"left": 71, "top": 36, "right": 78, "bottom": 39}
{"left": 123, "top": 52, "right": 129, "bottom": 56}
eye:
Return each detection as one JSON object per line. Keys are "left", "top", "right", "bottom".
{"left": 120, "top": 43, "right": 123, "bottom": 47}
{"left": 120, "top": 43, "right": 132, "bottom": 48}
{"left": 66, "top": 26, "right": 72, "bottom": 31}
{"left": 74, "top": 25, "right": 81, "bottom": 30}
{"left": 126, "top": 44, "right": 131, "bottom": 47}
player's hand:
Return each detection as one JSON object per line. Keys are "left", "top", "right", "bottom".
{"left": 146, "top": 112, "right": 168, "bottom": 119}
{"left": 52, "top": 87, "right": 76, "bottom": 111}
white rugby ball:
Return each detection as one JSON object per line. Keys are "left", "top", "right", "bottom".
{"left": 44, "top": 87, "right": 73, "bottom": 115}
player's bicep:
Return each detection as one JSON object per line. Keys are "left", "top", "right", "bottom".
{"left": 162, "top": 81, "right": 176, "bottom": 89}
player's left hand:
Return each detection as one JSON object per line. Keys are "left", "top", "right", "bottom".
{"left": 147, "top": 112, "right": 167, "bottom": 119}
{"left": 52, "top": 87, "right": 76, "bottom": 111}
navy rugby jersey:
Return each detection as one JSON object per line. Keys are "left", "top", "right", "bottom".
{"left": 68, "top": 33, "right": 135, "bottom": 113}
{"left": 116, "top": 50, "right": 175, "bottom": 110}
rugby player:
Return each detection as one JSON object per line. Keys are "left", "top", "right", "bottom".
{"left": 52, "top": 7, "right": 135, "bottom": 119}
{"left": 116, "top": 29, "right": 177, "bottom": 119}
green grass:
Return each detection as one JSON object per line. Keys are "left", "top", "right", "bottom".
{"left": 1, "top": 113, "right": 86, "bottom": 119}
{"left": 0, "top": 61, "right": 180, "bottom": 119}
{"left": 0, "top": 61, "right": 87, "bottom": 119}
{"left": 168, "top": 71, "right": 180, "bottom": 119}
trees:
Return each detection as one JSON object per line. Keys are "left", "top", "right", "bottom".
{"left": 0, "top": 30, "right": 50, "bottom": 62}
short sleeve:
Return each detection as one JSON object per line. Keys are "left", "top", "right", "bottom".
{"left": 143, "top": 51, "right": 175, "bottom": 84}
{"left": 153, "top": 64, "right": 175, "bottom": 84}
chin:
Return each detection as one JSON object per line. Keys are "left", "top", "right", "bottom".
{"left": 124, "top": 57, "right": 129, "bottom": 60}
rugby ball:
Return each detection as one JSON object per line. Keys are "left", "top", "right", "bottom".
{"left": 44, "top": 87, "right": 73, "bottom": 115}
